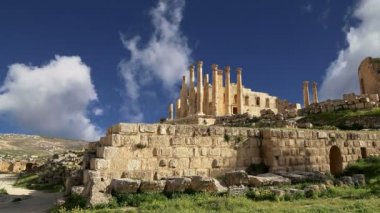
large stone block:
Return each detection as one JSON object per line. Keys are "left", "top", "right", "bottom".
{"left": 108, "top": 123, "right": 139, "bottom": 135}
{"left": 139, "top": 180, "right": 166, "bottom": 193}
{"left": 248, "top": 173, "right": 291, "bottom": 187}
{"left": 140, "top": 124, "right": 158, "bottom": 133}
{"left": 90, "top": 158, "right": 109, "bottom": 171}
{"left": 189, "top": 176, "right": 227, "bottom": 193}
{"left": 164, "top": 177, "right": 191, "bottom": 193}
{"left": 110, "top": 178, "right": 141, "bottom": 193}
{"left": 175, "top": 125, "right": 194, "bottom": 136}
{"left": 173, "top": 147, "right": 192, "bottom": 157}
{"left": 96, "top": 146, "right": 117, "bottom": 159}
{"left": 224, "top": 170, "right": 248, "bottom": 186}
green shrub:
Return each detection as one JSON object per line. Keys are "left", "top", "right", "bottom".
{"left": 246, "top": 189, "right": 278, "bottom": 201}
{"left": 113, "top": 192, "right": 168, "bottom": 207}
{"left": 0, "top": 188, "right": 7, "bottom": 195}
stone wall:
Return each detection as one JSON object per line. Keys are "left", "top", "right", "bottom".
{"left": 301, "top": 93, "right": 380, "bottom": 115}
{"left": 90, "top": 124, "right": 262, "bottom": 181}
{"left": 261, "top": 129, "right": 380, "bottom": 174}
{"left": 86, "top": 124, "right": 380, "bottom": 182}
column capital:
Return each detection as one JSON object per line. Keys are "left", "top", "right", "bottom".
{"left": 212, "top": 64, "right": 218, "bottom": 70}
{"left": 303, "top": 81, "right": 309, "bottom": 85}
{"left": 189, "top": 64, "right": 195, "bottom": 70}
{"left": 182, "top": 75, "right": 186, "bottom": 81}
{"left": 197, "top": 60, "right": 203, "bottom": 66}
{"left": 225, "top": 65, "right": 231, "bottom": 72}
{"left": 236, "top": 67, "right": 242, "bottom": 74}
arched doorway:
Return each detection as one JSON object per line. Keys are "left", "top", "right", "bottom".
{"left": 329, "top": 146, "right": 343, "bottom": 175}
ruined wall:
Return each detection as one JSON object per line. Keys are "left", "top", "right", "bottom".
{"left": 88, "top": 124, "right": 380, "bottom": 182}
{"left": 261, "top": 129, "right": 380, "bottom": 174}
{"left": 91, "top": 124, "right": 262, "bottom": 181}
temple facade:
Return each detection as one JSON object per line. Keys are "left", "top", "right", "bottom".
{"left": 167, "top": 61, "right": 285, "bottom": 120}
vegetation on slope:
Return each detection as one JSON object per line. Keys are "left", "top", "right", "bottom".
{"left": 14, "top": 172, "right": 64, "bottom": 193}
{"left": 298, "top": 107, "right": 380, "bottom": 130}
{"left": 51, "top": 156, "right": 380, "bottom": 213}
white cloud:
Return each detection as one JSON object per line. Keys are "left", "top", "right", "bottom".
{"left": 319, "top": 0, "right": 380, "bottom": 99}
{"left": 119, "top": 0, "right": 191, "bottom": 122}
{"left": 93, "top": 108, "right": 104, "bottom": 116}
{"left": 0, "top": 55, "right": 102, "bottom": 141}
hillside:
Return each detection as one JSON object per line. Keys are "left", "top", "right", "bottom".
{"left": 0, "top": 134, "right": 89, "bottom": 157}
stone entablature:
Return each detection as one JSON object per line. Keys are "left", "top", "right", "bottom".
{"left": 301, "top": 93, "right": 380, "bottom": 115}
{"left": 168, "top": 61, "right": 300, "bottom": 120}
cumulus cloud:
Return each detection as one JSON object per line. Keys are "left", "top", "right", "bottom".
{"left": 319, "top": 0, "right": 380, "bottom": 99}
{"left": 119, "top": 0, "right": 191, "bottom": 122}
{"left": 0, "top": 55, "right": 102, "bottom": 141}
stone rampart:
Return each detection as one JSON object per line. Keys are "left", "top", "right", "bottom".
{"left": 87, "top": 124, "right": 380, "bottom": 182}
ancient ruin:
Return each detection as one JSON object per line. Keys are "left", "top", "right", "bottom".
{"left": 167, "top": 61, "right": 301, "bottom": 122}
{"left": 359, "top": 57, "right": 380, "bottom": 95}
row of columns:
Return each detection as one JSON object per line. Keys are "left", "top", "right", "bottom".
{"left": 168, "top": 61, "right": 244, "bottom": 120}
{"left": 303, "top": 81, "right": 319, "bottom": 107}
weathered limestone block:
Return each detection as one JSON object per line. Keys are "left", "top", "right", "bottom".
{"left": 153, "top": 148, "right": 172, "bottom": 157}
{"left": 224, "top": 170, "right": 248, "bottom": 186}
{"left": 122, "top": 170, "right": 153, "bottom": 181}
{"left": 90, "top": 158, "right": 109, "bottom": 171}
{"left": 189, "top": 176, "right": 227, "bottom": 193}
{"left": 195, "top": 137, "right": 213, "bottom": 146}
{"left": 248, "top": 173, "right": 290, "bottom": 187}
{"left": 175, "top": 125, "right": 194, "bottom": 136}
{"left": 126, "top": 159, "right": 141, "bottom": 171}
{"left": 96, "top": 146, "right": 117, "bottom": 159}
{"left": 183, "top": 169, "right": 196, "bottom": 176}
{"left": 108, "top": 123, "right": 139, "bottom": 135}
{"left": 110, "top": 178, "right": 141, "bottom": 193}
{"left": 164, "top": 177, "right": 191, "bottom": 193}
{"left": 173, "top": 147, "right": 192, "bottom": 157}
{"left": 209, "top": 126, "right": 225, "bottom": 135}
{"left": 275, "top": 172, "right": 308, "bottom": 183}
{"left": 140, "top": 124, "right": 158, "bottom": 133}
{"left": 170, "top": 137, "right": 185, "bottom": 145}
{"left": 81, "top": 171, "right": 111, "bottom": 207}
{"left": 209, "top": 148, "right": 221, "bottom": 156}
{"left": 194, "top": 126, "right": 209, "bottom": 136}
{"left": 139, "top": 180, "right": 166, "bottom": 193}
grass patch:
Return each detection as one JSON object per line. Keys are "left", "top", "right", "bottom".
{"left": 343, "top": 156, "right": 380, "bottom": 194}
{"left": 0, "top": 187, "right": 8, "bottom": 195}
{"left": 14, "top": 172, "right": 64, "bottom": 193}
{"left": 299, "top": 107, "right": 380, "bottom": 130}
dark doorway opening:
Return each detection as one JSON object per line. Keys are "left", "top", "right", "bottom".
{"left": 232, "top": 107, "right": 238, "bottom": 114}
{"left": 360, "top": 147, "right": 367, "bottom": 159}
{"left": 329, "top": 146, "right": 343, "bottom": 175}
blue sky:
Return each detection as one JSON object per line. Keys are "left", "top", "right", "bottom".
{"left": 0, "top": 0, "right": 379, "bottom": 141}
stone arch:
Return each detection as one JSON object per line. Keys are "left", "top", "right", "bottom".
{"left": 329, "top": 145, "right": 343, "bottom": 175}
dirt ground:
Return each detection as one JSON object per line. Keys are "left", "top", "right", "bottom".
{"left": 0, "top": 174, "right": 63, "bottom": 213}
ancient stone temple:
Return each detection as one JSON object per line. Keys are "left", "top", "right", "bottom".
{"left": 358, "top": 57, "right": 380, "bottom": 95}
{"left": 168, "top": 61, "right": 292, "bottom": 120}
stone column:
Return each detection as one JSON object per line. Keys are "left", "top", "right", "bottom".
{"left": 212, "top": 64, "right": 219, "bottom": 116}
{"left": 168, "top": 103, "right": 174, "bottom": 120}
{"left": 197, "top": 61, "right": 204, "bottom": 115}
{"left": 237, "top": 67, "right": 243, "bottom": 114}
{"left": 203, "top": 74, "right": 209, "bottom": 115}
{"left": 189, "top": 65, "right": 195, "bottom": 115}
{"left": 175, "top": 99, "right": 181, "bottom": 119}
{"left": 180, "top": 76, "right": 188, "bottom": 118}
{"left": 303, "top": 81, "right": 310, "bottom": 107}
{"left": 312, "top": 81, "right": 319, "bottom": 104}
{"left": 225, "top": 66, "right": 231, "bottom": 115}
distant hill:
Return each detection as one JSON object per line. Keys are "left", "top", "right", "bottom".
{"left": 0, "top": 134, "right": 89, "bottom": 157}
